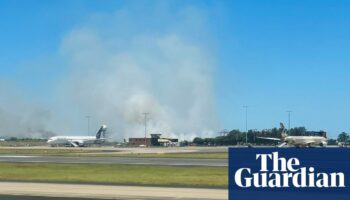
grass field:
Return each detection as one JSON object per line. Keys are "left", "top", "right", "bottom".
{"left": 0, "top": 148, "right": 228, "bottom": 159}
{"left": 0, "top": 148, "right": 105, "bottom": 155}
{"left": 84, "top": 152, "right": 228, "bottom": 159}
{"left": 0, "top": 163, "right": 228, "bottom": 188}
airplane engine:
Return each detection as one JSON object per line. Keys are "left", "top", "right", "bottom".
{"left": 320, "top": 141, "right": 327, "bottom": 147}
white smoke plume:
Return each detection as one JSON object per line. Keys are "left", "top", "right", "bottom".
{"left": 58, "top": 36, "right": 218, "bottom": 140}
{"left": 0, "top": 81, "right": 55, "bottom": 138}
{"left": 0, "top": 2, "right": 219, "bottom": 140}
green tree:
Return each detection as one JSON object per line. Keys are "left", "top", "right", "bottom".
{"left": 289, "top": 127, "right": 306, "bottom": 136}
{"left": 327, "top": 139, "right": 337, "bottom": 145}
{"left": 193, "top": 137, "right": 204, "bottom": 145}
{"left": 337, "top": 132, "right": 349, "bottom": 143}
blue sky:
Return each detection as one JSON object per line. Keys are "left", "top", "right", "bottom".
{"left": 0, "top": 0, "right": 349, "bottom": 138}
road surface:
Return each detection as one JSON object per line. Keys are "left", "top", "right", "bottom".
{"left": 0, "top": 155, "right": 227, "bottom": 167}
{"left": 0, "top": 182, "right": 227, "bottom": 200}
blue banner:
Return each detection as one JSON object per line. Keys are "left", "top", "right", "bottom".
{"left": 229, "top": 148, "right": 350, "bottom": 200}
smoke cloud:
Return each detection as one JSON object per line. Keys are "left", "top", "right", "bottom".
{"left": 0, "top": 81, "right": 55, "bottom": 138}
{"left": 0, "top": 3, "right": 219, "bottom": 140}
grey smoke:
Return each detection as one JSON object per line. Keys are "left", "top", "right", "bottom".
{"left": 58, "top": 33, "right": 218, "bottom": 140}
{"left": 0, "top": 3, "right": 219, "bottom": 140}
{"left": 0, "top": 82, "right": 54, "bottom": 138}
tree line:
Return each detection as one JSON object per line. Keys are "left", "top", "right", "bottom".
{"left": 192, "top": 127, "right": 342, "bottom": 146}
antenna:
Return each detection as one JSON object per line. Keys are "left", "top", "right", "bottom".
{"left": 243, "top": 106, "right": 248, "bottom": 144}
{"left": 286, "top": 111, "right": 292, "bottom": 130}
{"left": 142, "top": 113, "right": 150, "bottom": 147}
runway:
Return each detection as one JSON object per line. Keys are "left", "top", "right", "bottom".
{"left": 0, "top": 196, "right": 101, "bottom": 200}
{"left": 0, "top": 182, "right": 227, "bottom": 200}
{"left": 0, "top": 155, "right": 227, "bottom": 167}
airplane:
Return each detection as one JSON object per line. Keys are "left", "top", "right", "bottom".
{"left": 258, "top": 123, "right": 328, "bottom": 147}
{"left": 47, "top": 125, "right": 107, "bottom": 147}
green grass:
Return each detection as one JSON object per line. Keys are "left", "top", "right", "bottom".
{"left": 0, "top": 148, "right": 105, "bottom": 155}
{"left": 0, "top": 163, "right": 228, "bottom": 188}
{"left": 82, "top": 152, "right": 228, "bottom": 159}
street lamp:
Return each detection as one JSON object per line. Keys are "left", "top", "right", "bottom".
{"left": 286, "top": 111, "right": 292, "bottom": 130}
{"left": 142, "top": 113, "right": 150, "bottom": 147}
{"left": 243, "top": 106, "right": 248, "bottom": 144}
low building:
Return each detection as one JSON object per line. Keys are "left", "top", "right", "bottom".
{"left": 150, "top": 134, "right": 178, "bottom": 147}
{"left": 158, "top": 138, "right": 179, "bottom": 147}
{"left": 129, "top": 134, "right": 178, "bottom": 147}
{"left": 128, "top": 138, "right": 151, "bottom": 146}
{"left": 150, "top": 134, "right": 162, "bottom": 146}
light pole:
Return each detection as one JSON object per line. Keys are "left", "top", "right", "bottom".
{"left": 142, "top": 113, "right": 150, "bottom": 147}
{"left": 286, "top": 111, "right": 292, "bottom": 130}
{"left": 243, "top": 106, "right": 248, "bottom": 144}
{"left": 86, "top": 116, "right": 91, "bottom": 136}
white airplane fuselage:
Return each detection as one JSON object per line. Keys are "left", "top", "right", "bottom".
{"left": 258, "top": 123, "right": 328, "bottom": 148}
{"left": 284, "top": 136, "right": 327, "bottom": 147}
{"left": 47, "top": 125, "right": 107, "bottom": 147}
{"left": 47, "top": 136, "right": 98, "bottom": 147}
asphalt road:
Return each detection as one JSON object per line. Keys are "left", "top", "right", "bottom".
{"left": 0, "top": 195, "right": 224, "bottom": 200}
{"left": 0, "top": 155, "right": 227, "bottom": 167}
{"left": 0, "top": 195, "right": 103, "bottom": 200}
{"left": 0, "top": 182, "right": 227, "bottom": 200}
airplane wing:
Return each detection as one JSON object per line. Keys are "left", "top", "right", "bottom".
{"left": 278, "top": 142, "right": 287, "bottom": 147}
{"left": 69, "top": 141, "right": 79, "bottom": 147}
{"left": 257, "top": 137, "right": 281, "bottom": 141}
{"left": 69, "top": 140, "right": 84, "bottom": 147}
{"left": 302, "top": 141, "right": 317, "bottom": 146}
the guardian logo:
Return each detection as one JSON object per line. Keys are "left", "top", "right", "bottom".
{"left": 229, "top": 148, "right": 350, "bottom": 200}
{"left": 234, "top": 152, "right": 345, "bottom": 188}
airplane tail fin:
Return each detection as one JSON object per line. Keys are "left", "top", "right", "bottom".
{"left": 96, "top": 125, "right": 107, "bottom": 139}
{"left": 280, "top": 122, "right": 288, "bottom": 138}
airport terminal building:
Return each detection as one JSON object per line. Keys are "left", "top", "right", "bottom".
{"left": 128, "top": 134, "right": 178, "bottom": 147}
{"left": 128, "top": 138, "right": 151, "bottom": 146}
